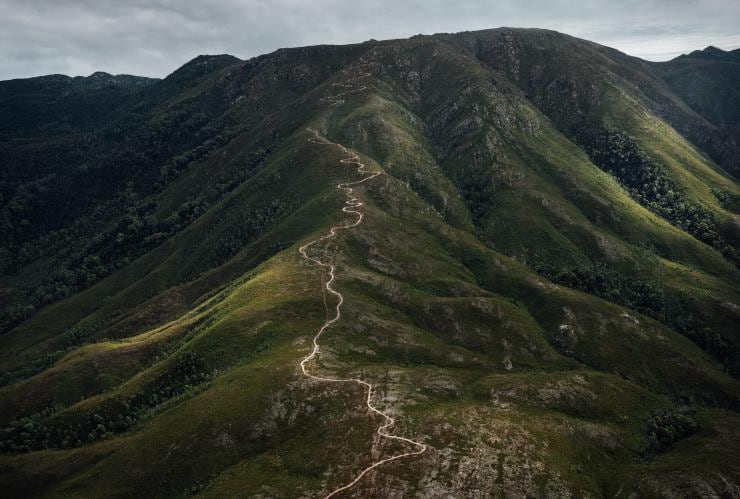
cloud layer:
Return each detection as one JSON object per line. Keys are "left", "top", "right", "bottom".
{"left": 2, "top": 0, "right": 739, "bottom": 79}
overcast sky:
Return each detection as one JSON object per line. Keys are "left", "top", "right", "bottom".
{"left": 2, "top": 0, "right": 739, "bottom": 80}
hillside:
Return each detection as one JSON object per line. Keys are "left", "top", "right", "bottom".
{"left": 0, "top": 28, "right": 739, "bottom": 497}
{"left": 647, "top": 45, "right": 740, "bottom": 181}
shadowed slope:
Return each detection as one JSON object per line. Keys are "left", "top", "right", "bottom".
{"left": 1, "top": 29, "right": 739, "bottom": 497}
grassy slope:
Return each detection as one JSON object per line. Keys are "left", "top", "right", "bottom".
{"left": 1, "top": 32, "right": 739, "bottom": 497}
{"left": 436, "top": 30, "right": 740, "bottom": 366}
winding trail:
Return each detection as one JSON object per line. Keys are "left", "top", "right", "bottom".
{"left": 298, "top": 69, "right": 427, "bottom": 498}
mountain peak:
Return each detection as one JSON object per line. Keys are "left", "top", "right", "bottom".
{"left": 163, "top": 54, "right": 242, "bottom": 85}
{"left": 675, "top": 45, "right": 740, "bottom": 62}
{"left": 702, "top": 45, "right": 724, "bottom": 54}
{"left": 175, "top": 54, "right": 241, "bottom": 72}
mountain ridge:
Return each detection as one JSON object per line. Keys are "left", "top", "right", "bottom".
{"left": 0, "top": 27, "right": 739, "bottom": 497}
{"left": 674, "top": 45, "right": 740, "bottom": 62}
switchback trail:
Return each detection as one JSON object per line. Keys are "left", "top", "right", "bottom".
{"left": 298, "top": 67, "right": 426, "bottom": 499}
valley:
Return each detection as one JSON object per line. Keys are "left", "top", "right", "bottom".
{"left": 0, "top": 28, "right": 739, "bottom": 497}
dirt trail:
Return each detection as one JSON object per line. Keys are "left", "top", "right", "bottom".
{"left": 298, "top": 68, "right": 426, "bottom": 498}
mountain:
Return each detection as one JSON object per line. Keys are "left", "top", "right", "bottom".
{"left": 674, "top": 46, "right": 740, "bottom": 63}
{"left": 646, "top": 45, "right": 740, "bottom": 180}
{"left": 0, "top": 28, "right": 739, "bottom": 497}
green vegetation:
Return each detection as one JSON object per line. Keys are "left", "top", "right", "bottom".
{"left": 0, "top": 28, "right": 739, "bottom": 498}
{"left": 0, "top": 352, "right": 211, "bottom": 452}
{"left": 531, "top": 258, "right": 733, "bottom": 369}
{"left": 645, "top": 409, "right": 700, "bottom": 455}
{"left": 650, "top": 46, "right": 740, "bottom": 178}
{"left": 575, "top": 125, "right": 738, "bottom": 265}
{"left": 0, "top": 322, "right": 99, "bottom": 387}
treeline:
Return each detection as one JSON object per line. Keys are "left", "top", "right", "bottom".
{"left": 0, "top": 352, "right": 210, "bottom": 453}
{"left": 1, "top": 95, "right": 232, "bottom": 255}
{"left": 0, "top": 323, "right": 101, "bottom": 387}
{"left": 574, "top": 126, "right": 739, "bottom": 267}
{"left": 644, "top": 409, "right": 699, "bottom": 455}
{"left": 532, "top": 261, "right": 733, "bottom": 368}
{"left": 712, "top": 188, "right": 740, "bottom": 213}
{"left": 0, "top": 137, "right": 279, "bottom": 335}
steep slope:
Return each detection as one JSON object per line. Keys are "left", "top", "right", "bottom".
{"left": 676, "top": 46, "right": 740, "bottom": 62}
{"left": 437, "top": 29, "right": 740, "bottom": 371}
{"left": 649, "top": 46, "right": 740, "bottom": 184}
{"left": 0, "top": 30, "right": 739, "bottom": 497}
{"left": 656, "top": 46, "right": 740, "bottom": 127}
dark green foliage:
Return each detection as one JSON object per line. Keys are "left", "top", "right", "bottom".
{"left": 532, "top": 261, "right": 733, "bottom": 367}
{"left": 0, "top": 133, "right": 280, "bottom": 335}
{"left": 712, "top": 188, "right": 740, "bottom": 212}
{"left": 645, "top": 409, "right": 699, "bottom": 454}
{"left": 458, "top": 166, "right": 495, "bottom": 222}
{"left": 0, "top": 322, "right": 100, "bottom": 387}
{"left": 212, "top": 198, "right": 295, "bottom": 266}
{"left": 0, "top": 57, "right": 250, "bottom": 334}
{"left": 574, "top": 126, "right": 739, "bottom": 266}
{"left": 0, "top": 31, "right": 739, "bottom": 497}
{"left": 60, "top": 323, "right": 100, "bottom": 348}
{"left": 0, "top": 351, "right": 65, "bottom": 388}
{"left": 0, "top": 352, "right": 210, "bottom": 453}
{"left": 0, "top": 303, "right": 35, "bottom": 337}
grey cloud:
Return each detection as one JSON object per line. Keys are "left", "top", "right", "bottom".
{"left": 1, "top": 0, "right": 738, "bottom": 79}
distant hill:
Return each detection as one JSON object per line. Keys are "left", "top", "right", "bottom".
{"left": 0, "top": 71, "right": 157, "bottom": 94}
{"left": 0, "top": 28, "right": 739, "bottom": 498}
{"left": 674, "top": 45, "right": 740, "bottom": 62}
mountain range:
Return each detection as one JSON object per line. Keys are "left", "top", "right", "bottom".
{"left": 1, "top": 28, "right": 739, "bottom": 497}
